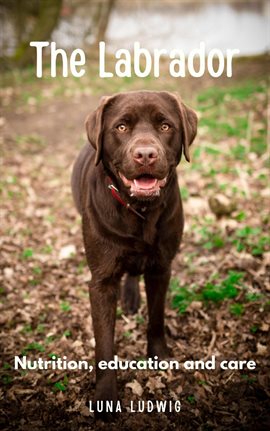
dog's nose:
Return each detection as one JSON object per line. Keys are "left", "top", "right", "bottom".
{"left": 133, "top": 146, "right": 158, "bottom": 165}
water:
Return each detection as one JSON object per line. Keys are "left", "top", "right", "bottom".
{"left": 2, "top": 1, "right": 269, "bottom": 57}
{"left": 105, "top": 2, "right": 269, "bottom": 55}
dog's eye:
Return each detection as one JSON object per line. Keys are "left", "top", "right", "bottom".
{"left": 116, "top": 124, "right": 127, "bottom": 132}
{"left": 160, "top": 123, "right": 170, "bottom": 131}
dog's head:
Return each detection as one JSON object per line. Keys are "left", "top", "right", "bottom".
{"left": 86, "top": 91, "right": 197, "bottom": 200}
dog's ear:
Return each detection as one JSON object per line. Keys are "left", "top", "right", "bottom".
{"left": 171, "top": 94, "right": 198, "bottom": 162}
{"left": 85, "top": 95, "right": 112, "bottom": 166}
{"left": 179, "top": 101, "right": 197, "bottom": 162}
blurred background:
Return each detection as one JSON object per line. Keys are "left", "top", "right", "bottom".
{"left": 0, "top": 0, "right": 269, "bottom": 66}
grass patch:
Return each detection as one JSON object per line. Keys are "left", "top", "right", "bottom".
{"left": 232, "top": 226, "right": 270, "bottom": 256}
{"left": 197, "top": 82, "right": 265, "bottom": 104}
{"left": 170, "top": 271, "right": 246, "bottom": 314}
{"left": 229, "top": 303, "right": 244, "bottom": 316}
{"left": 53, "top": 375, "right": 69, "bottom": 392}
{"left": 60, "top": 301, "right": 71, "bottom": 312}
{"left": 202, "top": 271, "right": 243, "bottom": 303}
{"left": 195, "top": 226, "right": 225, "bottom": 250}
{"left": 21, "top": 248, "right": 34, "bottom": 259}
{"left": 21, "top": 342, "right": 45, "bottom": 355}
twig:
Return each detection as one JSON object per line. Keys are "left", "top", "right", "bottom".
{"left": 224, "top": 371, "right": 236, "bottom": 384}
{"left": 204, "top": 330, "right": 217, "bottom": 360}
{"left": 121, "top": 314, "right": 130, "bottom": 323}
{"left": 235, "top": 165, "right": 251, "bottom": 199}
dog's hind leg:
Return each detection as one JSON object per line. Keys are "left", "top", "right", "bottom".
{"left": 121, "top": 275, "right": 141, "bottom": 315}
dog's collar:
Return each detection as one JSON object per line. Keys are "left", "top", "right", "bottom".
{"left": 106, "top": 177, "right": 146, "bottom": 221}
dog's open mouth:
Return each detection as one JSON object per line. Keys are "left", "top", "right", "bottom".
{"left": 119, "top": 173, "right": 167, "bottom": 197}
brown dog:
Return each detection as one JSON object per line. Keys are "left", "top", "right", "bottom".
{"left": 71, "top": 91, "right": 197, "bottom": 418}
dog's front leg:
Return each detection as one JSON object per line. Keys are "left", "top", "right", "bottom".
{"left": 89, "top": 278, "right": 118, "bottom": 419}
{"left": 144, "top": 268, "right": 171, "bottom": 359}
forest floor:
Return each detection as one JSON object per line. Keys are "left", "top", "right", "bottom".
{"left": 0, "top": 56, "right": 269, "bottom": 430}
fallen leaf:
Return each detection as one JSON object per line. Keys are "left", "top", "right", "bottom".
{"left": 256, "top": 342, "right": 268, "bottom": 356}
{"left": 146, "top": 376, "right": 165, "bottom": 393}
{"left": 126, "top": 380, "right": 143, "bottom": 397}
{"left": 59, "top": 244, "right": 76, "bottom": 260}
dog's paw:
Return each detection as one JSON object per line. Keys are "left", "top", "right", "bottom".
{"left": 94, "top": 378, "right": 119, "bottom": 422}
{"left": 147, "top": 337, "right": 172, "bottom": 359}
{"left": 94, "top": 405, "right": 119, "bottom": 423}
{"left": 94, "top": 397, "right": 120, "bottom": 422}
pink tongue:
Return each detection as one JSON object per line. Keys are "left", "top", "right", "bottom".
{"left": 134, "top": 177, "right": 157, "bottom": 190}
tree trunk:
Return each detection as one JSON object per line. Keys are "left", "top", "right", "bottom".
{"left": 94, "top": 0, "right": 116, "bottom": 45}
{"left": 13, "top": 0, "right": 62, "bottom": 67}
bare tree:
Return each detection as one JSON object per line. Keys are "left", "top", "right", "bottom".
{"left": 1, "top": 0, "right": 62, "bottom": 66}
{"left": 94, "top": 0, "right": 116, "bottom": 45}
{"left": 1, "top": 0, "right": 116, "bottom": 68}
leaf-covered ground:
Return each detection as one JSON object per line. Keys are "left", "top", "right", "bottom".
{"left": 0, "top": 56, "right": 269, "bottom": 430}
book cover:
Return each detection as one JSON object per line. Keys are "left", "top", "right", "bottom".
{"left": 0, "top": 1, "right": 269, "bottom": 430}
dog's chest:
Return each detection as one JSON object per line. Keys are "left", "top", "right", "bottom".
{"left": 126, "top": 208, "right": 161, "bottom": 245}
{"left": 119, "top": 220, "right": 162, "bottom": 276}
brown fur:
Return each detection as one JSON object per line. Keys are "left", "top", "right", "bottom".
{"left": 71, "top": 91, "right": 197, "bottom": 419}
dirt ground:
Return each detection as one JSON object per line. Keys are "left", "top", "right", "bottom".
{"left": 0, "top": 57, "right": 270, "bottom": 430}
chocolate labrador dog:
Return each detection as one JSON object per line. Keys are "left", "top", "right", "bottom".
{"left": 71, "top": 91, "right": 197, "bottom": 418}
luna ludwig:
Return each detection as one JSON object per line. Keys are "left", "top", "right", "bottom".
{"left": 89, "top": 399, "right": 182, "bottom": 413}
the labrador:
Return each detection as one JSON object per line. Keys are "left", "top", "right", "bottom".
{"left": 71, "top": 91, "right": 197, "bottom": 418}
